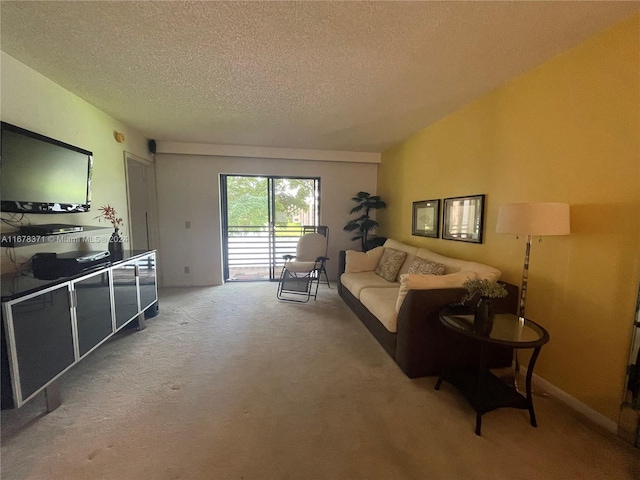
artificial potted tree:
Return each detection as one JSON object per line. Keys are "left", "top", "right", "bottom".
{"left": 343, "top": 191, "right": 387, "bottom": 251}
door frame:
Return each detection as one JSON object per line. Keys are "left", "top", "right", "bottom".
{"left": 220, "top": 174, "right": 321, "bottom": 281}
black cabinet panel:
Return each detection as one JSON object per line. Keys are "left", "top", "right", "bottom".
{"left": 1, "top": 250, "right": 157, "bottom": 409}
{"left": 11, "top": 287, "right": 75, "bottom": 401}
{"left": 1, "top": 318, "right": 15, "bottom": 409}
{"left": 112, "top": 264, "right": 138, "bottom": 329}
{"left": 137, "top": 254, "right": 157, "bottom": 312}
{"left": 75, "top": 273, "right": 113, "bottom": 357}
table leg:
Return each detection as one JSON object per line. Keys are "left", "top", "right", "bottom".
{"left": 135, "top": 312, "right": 146, "bottom": 331}
{"left": 475, "top": 413, "right": 482, "bottom": 436}
{"left": 526, "top": 346, "right": 542, "bottom": 427}
{"left": 475, "top": 343, "right": 488, "bottom": 436}
{"left": 45, "top": 381, "right": 61, "bottom": 412}
{"left": 435, "top": 329, "right": 452, "bottom": 391}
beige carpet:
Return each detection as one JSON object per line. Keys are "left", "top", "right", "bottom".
{"left": 1, "top": 283, "right": 638, "bottom": 480}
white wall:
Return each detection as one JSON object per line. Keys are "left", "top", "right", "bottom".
{"left": 0, "top": 52, "right": 152, "bottom": 273}
{"left": 155, "top": 154, "right": 378, "bottom": 286}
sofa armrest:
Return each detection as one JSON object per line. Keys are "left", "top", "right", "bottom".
{"left": 394, "top": 283, "right": 518, "bottom": 377}
{"left": 338, "top": 251, "right": 346, "bottom": 295}
{"left": 395, "top": 288, "right": 467, "bottom": 377}
{"left": 339, "top": 250, "right": 346, "bottom": 276}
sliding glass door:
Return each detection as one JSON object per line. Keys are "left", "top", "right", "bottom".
{"left": 221, "top": 175, "right": 320, "bottom": 281}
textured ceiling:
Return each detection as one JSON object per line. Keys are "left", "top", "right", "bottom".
{"left": 1, "top": 1, "right": 638, "bottom": 153}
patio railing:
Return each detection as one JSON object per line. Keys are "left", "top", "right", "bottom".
{"left": 226, "top": 225, "right": 314, "bottom": 281}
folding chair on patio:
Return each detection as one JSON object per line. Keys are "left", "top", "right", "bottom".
{"left": 276, "top": 228, "right": 330, "bottom": 302}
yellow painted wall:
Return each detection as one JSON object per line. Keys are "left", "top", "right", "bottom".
{"left": 377, "top": 14, "right": 640, "bottom": 422}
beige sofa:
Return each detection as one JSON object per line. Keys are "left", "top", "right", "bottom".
{"left": 338, "top": 239, "right": 518, "bottom": 378}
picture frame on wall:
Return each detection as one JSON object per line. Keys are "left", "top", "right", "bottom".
{"left": 442, "top": 194, "right": 485, "bottom": 243}
{"left": 412, "top": 199, "right": 440, "bottom": 238}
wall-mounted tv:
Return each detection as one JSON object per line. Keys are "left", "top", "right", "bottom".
{"left": 1, "top": 122, "right": 93, "bottom": 214}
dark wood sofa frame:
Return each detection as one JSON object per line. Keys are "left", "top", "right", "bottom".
{"left": 338, "top": 251, "right": 518, "bottom": 378}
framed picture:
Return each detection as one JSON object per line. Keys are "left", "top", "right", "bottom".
{"left": 442, "top": 194, "right": 485, "bottom": 243}
{"left": 412, "top": 199, "right": 440, "bottom": 238}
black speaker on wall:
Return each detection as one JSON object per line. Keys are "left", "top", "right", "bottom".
{"left": 148, "top": 139, "right": 157, "bottom": 154}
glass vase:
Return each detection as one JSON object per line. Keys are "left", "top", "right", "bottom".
{"left": 474, "top": 296, "right": 494, "bottom": 335}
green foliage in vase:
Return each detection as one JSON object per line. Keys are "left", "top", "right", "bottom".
{"left": 461, "top": 279, "right": 508, "bottom": 303}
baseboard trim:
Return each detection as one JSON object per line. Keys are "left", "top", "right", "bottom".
{"left": 532, "top": 373, "right": 618, "bottom": 434}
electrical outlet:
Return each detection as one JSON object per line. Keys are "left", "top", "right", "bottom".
{"left": 184, "top": 266, "right": 190, "bottom": 274}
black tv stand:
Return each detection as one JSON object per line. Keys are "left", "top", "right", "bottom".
{"left": 1, "top": 250, "right": 158, "bottom": 411}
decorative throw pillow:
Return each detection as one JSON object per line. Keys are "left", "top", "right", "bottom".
{"left": 344, "top": 247, "right": 385, "bottom": 273}
{"left": 407, "top": 257, "right": 446, "bottom": 276}
{"left": 374, "top": 248, "right": 407, "bottom": 282}
{"left": 395, "top": 270, "right": 478, "bottom": 312}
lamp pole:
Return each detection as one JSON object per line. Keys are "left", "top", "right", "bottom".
{"left": 519, "top": 234, "right": 533, "bottom": 318}
{"left": 512, "top": 234, "right": 534, "bottom": 385}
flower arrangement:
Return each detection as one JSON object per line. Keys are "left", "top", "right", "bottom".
{"left": 95, "top": 205, "right": 123, "bottom": 233}
{"left": 461, "top": 278, "right": 508, "bottom": 303}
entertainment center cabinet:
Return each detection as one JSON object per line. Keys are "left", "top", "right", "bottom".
{"left": 1, "top": 250, "right": 157, "bottom": 411}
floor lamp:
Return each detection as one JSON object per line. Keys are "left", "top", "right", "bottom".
{"left": 496, "top": 202, "right": 571, "bottom": 318}
{"left": 496, "top": 202, "right": 570, "bottom": 383}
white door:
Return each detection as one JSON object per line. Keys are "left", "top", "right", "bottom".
{"left": 125, "top": 153, "right": 157, "bottom": 251}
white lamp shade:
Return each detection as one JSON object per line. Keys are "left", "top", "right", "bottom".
{"left": 496, "top": 202, "right": 570, "bottom": 236}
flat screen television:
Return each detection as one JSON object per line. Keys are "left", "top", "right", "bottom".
{"left": 1, "top": 122, "right": 93, "bottom": 214}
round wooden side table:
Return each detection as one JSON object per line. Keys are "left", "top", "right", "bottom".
{"left": 436, "top": 306, "right": 550, "bottom": 435}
